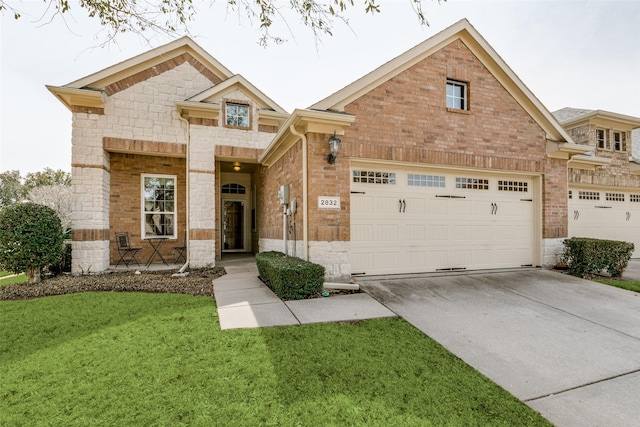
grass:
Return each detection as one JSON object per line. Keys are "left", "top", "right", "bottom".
{"left": 0, "top": 292, "right": 551, "bottom": 426}
{"left": 595, "top": 278, "right": 640, "bottom": 293}
{"left": 0, "top": 270, "right": 12, "bottom": 278}
{"left": 0, "top": 273, "right": 27, "bottom": 286}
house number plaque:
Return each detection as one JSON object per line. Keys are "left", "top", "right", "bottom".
{"left": 318, "top": 196, "right": 341, "bottom": 209}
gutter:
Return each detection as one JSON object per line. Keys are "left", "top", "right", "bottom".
{"left": 177, "top": 114, "right": 190, "bottom": 273}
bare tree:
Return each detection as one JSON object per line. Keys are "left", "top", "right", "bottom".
{"left": 0, "top": 0, "right": 441, "bottom": 46}
{"left": 28, "top": 185, "right": 72, "bottom": 234}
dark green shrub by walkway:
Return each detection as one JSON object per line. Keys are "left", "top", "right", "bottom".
{"left": 256, "top": 251, "right": 324, "bottom": 300}
{"left": 562, "top": 237, "right": 634, "bottom": 278}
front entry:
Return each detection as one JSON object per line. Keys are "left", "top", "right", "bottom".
{"left": 223, "top": 200, "right": 245, "bottom": 251}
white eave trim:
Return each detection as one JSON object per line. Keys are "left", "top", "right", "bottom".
{"left": 259, "top": 109, "right": 356, "bottom": 166}
{"left": 546, "top": 140, "right": 593, "bottom": 159}
{"left": 568, "top": 154, "right": 612, "bottom": 170}
{"left": 46, "top": 85, "right": 104, "bottom": 111}
{"left": 176, "top": 101, "right": 220, "bottom": 120}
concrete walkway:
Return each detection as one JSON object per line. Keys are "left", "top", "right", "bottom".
{"left": 213, "top": 255, "right": 395, "bottom": 330}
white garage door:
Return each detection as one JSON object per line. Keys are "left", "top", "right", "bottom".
{"left": 568, "top": 189, "right": 640, "bottom": 258}
{"left": 350, "top": 167, "right": 536, "bottom": 276}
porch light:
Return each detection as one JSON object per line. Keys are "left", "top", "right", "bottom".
{"left": 233, "top": 162, "right": 241, "bottom": 172}
{"left": 327, "top": 132, "right": 341, "bottom": 164}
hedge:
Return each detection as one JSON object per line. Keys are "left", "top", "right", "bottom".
{"left": 562, "top": 237, "right": 634, "bottom": 278}
{"left": 255, "top": 251, "right": 324, "bottom": 300}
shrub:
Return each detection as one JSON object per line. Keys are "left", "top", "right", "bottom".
{"left": 256, "top": 251, "right": 324, "bottom": 300}
{"left": 562, "top": 237, "right": 634, "bottom": 278}
{"left": 0, "top": 202, "right": 64, "bottom": 284}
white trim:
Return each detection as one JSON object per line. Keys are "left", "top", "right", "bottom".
{"left": 141, "top": 174, "right": 178, "bottom": 239}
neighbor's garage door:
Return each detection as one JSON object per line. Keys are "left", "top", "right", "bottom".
{"left": 350, "top": 166, "right": 535, "bottom": 276}
{"left": 568, "top": 188, "right": 640, "bottom": 258}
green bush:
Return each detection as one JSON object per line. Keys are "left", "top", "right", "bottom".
{"left": 256, "top": 251, "right": 325, "bottom": 300}
{"left": 562, "top": 237, "right": 634, "bottom": 278}
{"left": 0, "top": 202, "right": 64, "bottom": 284}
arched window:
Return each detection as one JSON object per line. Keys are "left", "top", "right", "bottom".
{"left": 221, "top": 183, "right": 246, "bottom": 194}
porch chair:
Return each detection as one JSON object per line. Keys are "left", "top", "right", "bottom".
{"left": 115, "top": 232, "right": 142, "bottom": 268}
{"left": 174, "top": 232, "right": 187, "bottom": 264}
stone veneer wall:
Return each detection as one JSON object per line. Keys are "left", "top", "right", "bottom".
{"left": 71, "top": 57, "right": 279, "bottom": 272}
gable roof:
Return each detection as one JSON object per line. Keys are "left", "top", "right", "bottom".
{"left": 186, "top": 74, "right": 286, "bottom": 113}
{"left": 311, "top": 19, "right": 573, "bottom": 144}
{"left": 553, "top": 107, "right": 640, "bottom": 130}
{"left": 66, "top": 36, "right": 233, "bottom": 90}
{"left": 47, "top": 36, "right": 235, "bottom": 111}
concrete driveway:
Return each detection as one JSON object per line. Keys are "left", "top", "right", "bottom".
{"left": 359, "top": 269, "right": 640, "bottom": 427}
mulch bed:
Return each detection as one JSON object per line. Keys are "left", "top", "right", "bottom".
{"left": 0, "top": 268, "right": 226, "bottom": 301}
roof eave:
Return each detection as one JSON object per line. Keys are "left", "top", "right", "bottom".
{"left": 259, "top": 109, "right": 356, "bottom": 166}
{"left": 46, "top": 85, "right": 104, "bottom": 111}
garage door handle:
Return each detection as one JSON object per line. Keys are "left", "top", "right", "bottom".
{"left": 627, "top": 212, "right": 631, "bottom": 221}
{"left": 399, "top": 199, "right": 406, "bottom": 213}
{"left": 491, "top": 203, "right": 498, "bottom": 215}
{"left": 574, "top": 210, "right": 579, "bottom": 220}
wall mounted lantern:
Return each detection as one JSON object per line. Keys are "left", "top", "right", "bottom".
{"left": 233, "top": 162, "right": 241, "bottom": 172}
{"left": 327, "top": 132, "right": 341, "bottom": 164}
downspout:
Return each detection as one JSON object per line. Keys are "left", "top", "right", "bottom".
{"left": 177, "top": 114, "right": 190, "bottom": 273}
{"left": 289, "top": 124, "right": 309, "bottom": 261}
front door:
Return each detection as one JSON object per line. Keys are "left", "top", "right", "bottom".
{"left": 223, "top": 200, "right": 245, "bottom": 251}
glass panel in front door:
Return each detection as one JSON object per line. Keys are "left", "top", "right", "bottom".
{"left": 223, "top": 201, "right": 244, "bottom": 250}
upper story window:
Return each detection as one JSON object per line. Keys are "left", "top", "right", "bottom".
{"left": 596, "top": 128, "right": 609, "bottom": 150}
{"left": 142, "top": 174, "right": 176, "bottom": 239}
{"left": 446, "top": 80, "right": 468, "bottom": 110}
{"left": 613, "top": 131, "right": 625, "bottom": 151}
{"left": 225, "top": 102, "right": 250, "bottom": 128}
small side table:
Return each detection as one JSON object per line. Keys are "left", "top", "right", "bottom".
{"left": 146, "top": 238, "right": 169, "bottom": 267}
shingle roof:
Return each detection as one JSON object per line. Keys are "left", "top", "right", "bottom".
{"left": 552, "top": 107, "right": 595, "bottom": 123}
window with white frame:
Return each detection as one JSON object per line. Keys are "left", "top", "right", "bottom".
{"left": 613, "top": 131, "right": 625, "bottom": 151}
{"left": 142, "top": 174, "right": 176, "bottom": 239}
{"left": 225, "top": 102, "right": 250, "bottom": 128}
{"left": 596, "top": 128, "right": 609, "bottom": 150}
{"left": 446, "top": 80, "right": 467, "bottom": 110}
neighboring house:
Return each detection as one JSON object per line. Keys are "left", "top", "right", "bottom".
{"left": 49, "top": 19, "right": 605, "bottom": 279}
{"left": 554, "top": 108, "right": 640, "bottom": 255}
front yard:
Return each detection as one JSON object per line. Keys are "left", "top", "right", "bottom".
{"left": 0, "top": 287, "right": 550, "bottom": 426}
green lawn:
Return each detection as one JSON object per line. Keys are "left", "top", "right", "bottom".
{"left": 595, "top": 279, "right": 640, "bottom": 293}
{"left": 0, "top": 273, "right": 26, "bottom": 286}
{"left": 0, "top": 292, "right": 551, "bottom": 426}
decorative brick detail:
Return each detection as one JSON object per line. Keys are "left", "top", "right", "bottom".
{"left": 104, "top": 137, "right": 186, "bottom": 157}
{"left": 73, "top": 229, "right": 110, "bottom": 241}
{"left": 71, "top": 163, "right": 110, "bottom": 172}
{"left": 71, "top": 106, "right": 105, "bottom": 115}
{"left": 258, "top": 124, "right": 279, "bottom": 133}
{"left": 214, "top": 145, "right": 263, "bottom": 160}
{"left": 190, "top": 229, "right": 215, "bottom": 240}
{"left": 189, "top": 118, "right": 218, "bottom": 127}
{"left": 104, "top": 53, "right": 223, "bottom": 96}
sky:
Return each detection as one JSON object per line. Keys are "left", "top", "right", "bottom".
{"left": 1, "top": 0, "right": 639, "bottom": 174}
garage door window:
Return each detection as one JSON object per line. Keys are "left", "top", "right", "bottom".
{"left": 498, "top": 180, "right": 528, "bottom": 192}
{"left": 456, "top": 177, "right": 489, "bottom": 190}
{"left": 408, "top": 174, "right": 445, "bottom": 187}
{"left": 353, "top": 170, "right": 396, "bottom": 185}
{"left": 606, "top": 193, "right": 625, "bottom": 202}
{"left": 579, "top": 191, "right": 600, "bottom": 200}
{"left": 631, "top": 195, "right": 640, "bottom": 203}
